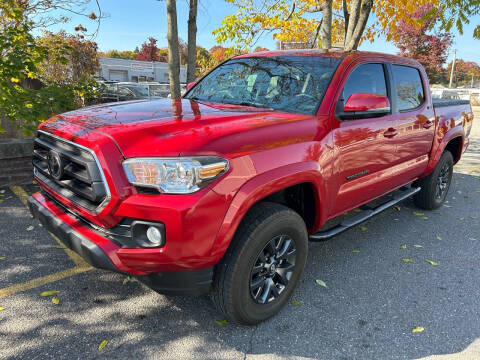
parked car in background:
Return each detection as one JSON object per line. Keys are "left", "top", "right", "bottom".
{"left": 28, "top": 50, "right": 473, "bottom": 325}
{"left": 98, "top": 82, "right": 188, "bottom": 103}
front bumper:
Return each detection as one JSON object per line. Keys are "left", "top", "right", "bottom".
{"left": 28, "top": 193, "right": 214, "bottom": 295}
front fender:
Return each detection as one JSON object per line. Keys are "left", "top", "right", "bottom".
{"left": 209, "top": 161, "right": 325, "bottom": 260}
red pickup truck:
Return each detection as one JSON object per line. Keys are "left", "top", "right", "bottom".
{"left": 28, "top": 50, "right": 473, "bottom": 324}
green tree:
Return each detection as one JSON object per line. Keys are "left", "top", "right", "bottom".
{"left": 0, "top": 1, "right": 98, "bottom": 134}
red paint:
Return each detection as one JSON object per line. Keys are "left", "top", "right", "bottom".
{"left": 32, "top": 51, "right": 473, "bottom": 276}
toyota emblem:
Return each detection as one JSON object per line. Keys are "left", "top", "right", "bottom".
{"left": 47, "top": 150, "right": 64, "bottom": 180}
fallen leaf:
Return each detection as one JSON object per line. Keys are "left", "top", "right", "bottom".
{"left": 0, "top": 257, "right": 5, "bottom": 260}
{"left": 122, "top": 276, "right": 139, "bottom": 285}
{"left": 0, "top": 199, "right": 3, "bottom": 204}
{"left": 445, "top": 200, "right": 449, "bottom": 203}
{"left": 40, "top": 290, "right": 58, "bottom": 297}
{"left": 413, "top": 212, "right": 424, "bottom": 216}
{"left": 464, "top": 195, "right": 469, "bottom": 199}
{"left": 0, "top": 307, "right": 4, "bottom": 311}
{"left": 394, "top": 218, "right": 399, "bottom": 221}
{"left": 412, "top": 326, "right": 424, "bottom": 333}
{"left": 315, "top": 279, "right": 327, "bottom": 287}
{"left": 457, "top": 190, "right": 462, "bottom": 194}
{"left": 436, "top": 235, "right": 442, "bottom": 241}
{"left": 469, "top": 237, "right": 477, "bottom": 241}
{"left": 292, "top": 300, "right": 301, "bottom": 306}
{"left": 402, "top": 258, "right": 414, "bottom": 263}
{"left": 413, "top": 244, "right": 423, "bottom": 248}
{"left": 352, "top": 249, "right": 360, "bottom": 253}
{"left": 360, "top": 226, "right": 367, "bottom": 231}
{"left": 0, "top": 190, "right": 5, "bottom": 194}
{"left": 26, "top": 226, "right": 34, "bottom": 231}
{"left": 470, "top": 216, "right": 477, "bottom": 219}
{"left": 421, "top": 216, "right": 429, "bottom": 220}
{"left": 353, "top": 209, "right": 361, "bottom": 213}
{"left": 444, "top": 205, "right": 452, "bottom": 208}
{"left": 459, "top": 217, "right": 465, "bottom": 221}
{"left": 51, "top": 296, "right": 60, "bottom": 305}
{"left": 452, "top": 196, "right": 456, "bottom": 200}
{"left": 215, "top": 320, "right": 228, "bottom": 325}
{"left": 425, "top": 259, "right": 439, "bottom": 266}
{"left": 394, "top": 205, "right": 401, "bottom": 211}
{"left": 52, "top": 245, "right": 67, "bottom": 249}
{"left": 400, "top": 244, "right": 407, "bottom": 249}
{"left": 98, "top": 340, "right": 108, "bottom": 351}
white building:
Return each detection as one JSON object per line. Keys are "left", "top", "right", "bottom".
{"left": 97, "top": 57, "right": 187, "bottom": 83}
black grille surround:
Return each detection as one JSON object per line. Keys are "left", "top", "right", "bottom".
{"left": 33, "top": 130, "right": 110, "bottom": 213}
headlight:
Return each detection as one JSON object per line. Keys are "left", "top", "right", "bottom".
{"left": 122, "top": 156, "right": 229, "bottom": 194}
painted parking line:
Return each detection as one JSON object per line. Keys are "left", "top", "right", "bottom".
{"left": 0, "top": 185, "right": 93, "bottom": 298}
{"left": 9, "top": 185, "right": 91, "bottom": 268}
{"left": 0, "top": 264, "right": 91, "bottom": 299}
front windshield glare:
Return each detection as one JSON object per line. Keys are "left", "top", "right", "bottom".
{"left": 185, "top": 56, "right": 340, "bottom": 114}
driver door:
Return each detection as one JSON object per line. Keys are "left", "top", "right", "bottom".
{"left": 330, "top": 62, "right": 399, "bottom": 216}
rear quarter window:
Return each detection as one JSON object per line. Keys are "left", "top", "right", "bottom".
{"left": 392, "top": 65, "right": 425, "bottom": 111}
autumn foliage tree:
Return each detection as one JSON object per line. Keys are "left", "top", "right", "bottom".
{"left": 214, "top": 0, "right": 479, "bottom": 52}
{"left": 135, "top": 37, "right": 164, "bottom": 62}
{"left": 447, "top": 60, "right": 480, "bottom": 87}
{"left": 394, "top": 4, "right": 452, "bottom": 84}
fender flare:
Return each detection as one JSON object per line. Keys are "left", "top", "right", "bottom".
{"left": 209, "top": 161, "right": 326, "bottom": 260}
{"left": 424, "top": 127, "right": 464, "bottom": 176}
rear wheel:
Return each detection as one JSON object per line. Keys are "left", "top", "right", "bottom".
{"left": 414, "top": 151, "right": 453, "bottom": 210}
{"left": 211, "top": 202, "right": 308, "bottom": 325}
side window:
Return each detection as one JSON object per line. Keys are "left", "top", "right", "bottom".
{"left": 392, "top": 65, "right": 425, "bottom": 111}
{"left": 342, "top": 63, "right": 387, "bottom": 102}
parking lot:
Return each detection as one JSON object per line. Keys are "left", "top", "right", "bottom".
{"left": 1, "top": 111, "right": 479, "bottom": 360}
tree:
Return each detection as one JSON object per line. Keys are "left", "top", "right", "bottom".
{"left": 394, "top": 5, "right": 452, "bottom": 84}
{"left": 186, "top": 0, "right": 198, "bottom": 83}
{"left": 135, "top": 37, "right": 163, "bottom": 61}
{"left": 254, "top": 46, "right": 269, "bottom": 52}
{"left": 447, "top": 60, "right": 480, "bottom": 87}
{"left": 103, "top": 49, "right": 138, "bottom": 59}
{"left": 437, "top": 0, "right": 480, "bottom": 40}
{"left": 0, "top": 1, "right": 98, "bottom": 134}
{"left": 38, "top": 31, "right": 99, "bottom": 84}
{"left": 213, "top": 0, "right": 468, "bottom": 52}
{"left": 166, "top": 0, "right": 181, "bottom": 98}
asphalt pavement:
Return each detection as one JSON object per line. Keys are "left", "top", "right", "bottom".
{"left": 0, "top": 109, "right": 479, "bottom": 360}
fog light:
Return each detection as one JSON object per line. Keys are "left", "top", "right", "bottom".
{"left": 131, "top": 221, "right": 166, "bottom": 248}
{"left": 146, "top": 226, "right": 163, "bottom": 245}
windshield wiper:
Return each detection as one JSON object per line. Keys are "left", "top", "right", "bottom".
{"left": 230, "top": 101, "right": 274, "bottom": 110}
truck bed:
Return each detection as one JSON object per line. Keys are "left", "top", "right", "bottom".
{"left": 432, "top": 99, "right": 470, "bottom": 108}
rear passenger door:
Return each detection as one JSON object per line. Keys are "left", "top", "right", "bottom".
{"left": 390, "top": 65, "right": 435, "bottom": 175}
{"left": 330, "top": 62, "right": 398, "bottom": 215}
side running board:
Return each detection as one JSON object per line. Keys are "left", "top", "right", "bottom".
{"left": 309, "top": 186, "right": 421, "bottom": 241}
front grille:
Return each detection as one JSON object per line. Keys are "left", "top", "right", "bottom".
{"left": 33, "top": 131, "right": 109, "bottom": 212}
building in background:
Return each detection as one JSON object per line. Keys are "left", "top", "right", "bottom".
{"left": 97, "top": 57, "right": 187, "bottom": 83}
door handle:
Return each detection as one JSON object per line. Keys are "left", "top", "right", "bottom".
{"left": 423, "top": 120, "right": 434, "bottom": 129}
{"left": 383, "top": 128, "right": 398, "bottom": 138}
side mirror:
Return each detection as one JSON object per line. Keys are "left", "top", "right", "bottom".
{"left": 187, "top": 81, "right": 196, "bottom": 90}
{"left": 343, "top": 93, "right": 390, "bottom": 115}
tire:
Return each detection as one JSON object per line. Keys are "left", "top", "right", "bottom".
{"left": 414, "top": 150, "right": 454, "bottom": 210}
{"left": 211, "top": 202, "right": 308, "bottom": 325}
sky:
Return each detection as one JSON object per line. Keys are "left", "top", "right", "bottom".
{"left": 42, "top": 0, "right": 480, "bottom": 65}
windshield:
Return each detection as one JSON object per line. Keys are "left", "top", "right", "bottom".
{"left": 185, "top": 56, "right": 340, "bottom": 114}
{"left": 124, "top": 85, "right": 150, "bottom": 97}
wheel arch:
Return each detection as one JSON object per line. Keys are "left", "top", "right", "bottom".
{"left": 209, "top": 161, "right": 325, "bottom": 261}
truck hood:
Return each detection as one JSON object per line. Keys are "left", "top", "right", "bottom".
{"left": 40, "top": 98, "right": 316, "bottom": 158}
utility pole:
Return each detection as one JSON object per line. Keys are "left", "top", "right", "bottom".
{"left": 449, "top": 49, "right": 456, "bottom": 88}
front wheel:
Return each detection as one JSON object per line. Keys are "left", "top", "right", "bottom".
{"left": 211, "top": 202, "right": 308, "bottom": 325}
{"left": 414, "top": 150, "right": 454, "bottom": 210}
